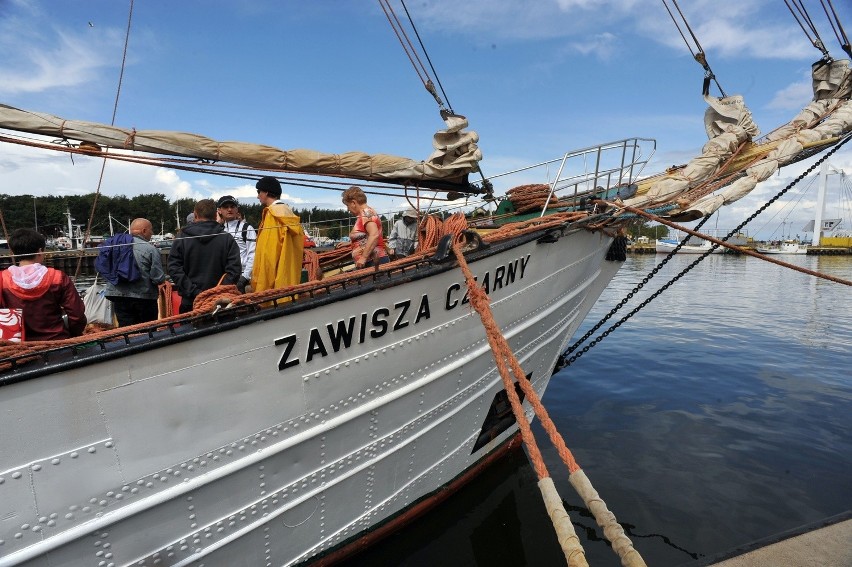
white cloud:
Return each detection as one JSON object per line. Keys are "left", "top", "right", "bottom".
{"left": 568, "top": 32, "right": 618, "bottom": 59}
{"left": 0, "top": 13, "right": 120, "bottom": 97}
{"left": 407, "top": 0, "right": 819, "bottom": 62}
{"left": 690, "top": 21, "right": 812, "bottom": 60}
{"left": 767, "top": 77, "right": 813, "bottom": 111}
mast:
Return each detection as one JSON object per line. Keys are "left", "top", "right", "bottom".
{"left": 813, "top": 161, "right": 828, "bottom": 246}
{"left": 64, "top": 207, "right": 75, "bottom": 249}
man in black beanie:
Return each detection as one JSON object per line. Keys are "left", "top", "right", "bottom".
{"left": 251, "top": 176, "right": 304, "bottom": 292}
{"left": 255, "top": 175, "right": 282, "bottom": 198}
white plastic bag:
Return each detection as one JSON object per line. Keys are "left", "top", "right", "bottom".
{"left": 83, "top": 280, "right": 114, "bottom": 326}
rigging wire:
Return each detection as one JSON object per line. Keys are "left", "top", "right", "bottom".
{"left": 76, "top": 0, "right": 134, "bottom": 280}
{"left": 819, "top": 0, "right": 852, "bottom": 59}
{"left": 660, "top": 0, "right": 726, "bottom": 97}
{"left": 377, "top": 0, "right": 451, "bottom": 114}
{"left": 784, "top": 0, "right": 830, "bottom": 59}
{"left": 555, "top": 134, "right": 852, "bottom": 371}
{"left": 377, "top": 0, "right": 492, "bottom": 197}
{"left": 752, "top": 176, "right": 815, "bottom": 240}
{"left": 399, "top": 0, "right": 454, "bottom": 116}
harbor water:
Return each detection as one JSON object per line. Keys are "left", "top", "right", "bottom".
{"left": 341, "top": 253, "right": 852, "bottom": 566}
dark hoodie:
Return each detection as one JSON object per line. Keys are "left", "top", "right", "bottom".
{"left": 168, "top": 220, "right": 241, "bottom": 311}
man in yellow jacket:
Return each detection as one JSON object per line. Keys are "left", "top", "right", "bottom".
{"left": 250, "top": 176, "right": 304, "bottom": 293}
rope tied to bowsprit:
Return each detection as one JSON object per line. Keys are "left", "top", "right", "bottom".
{"left": 452, "top": 242, "right": 647, "bottom": 567}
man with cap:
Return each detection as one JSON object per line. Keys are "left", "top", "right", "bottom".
{"left": 387, "top": 208, "right": 419, "bottom": 258}
{"left": 217, "top": 195, "right": 256, "bottom": 293}
{"left": 251, "top": 176, "right": 304, "bottom": 293}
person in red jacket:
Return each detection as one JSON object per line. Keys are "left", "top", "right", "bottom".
{"left": 0, "top": 228, "right": 86, "bottom": 341}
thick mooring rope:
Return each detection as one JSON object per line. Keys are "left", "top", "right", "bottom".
{"left": 618, "top": 204, "right": 852, "bottom": 287}
{"left": 452, "top": 243, "right": 647, "bottom": 567}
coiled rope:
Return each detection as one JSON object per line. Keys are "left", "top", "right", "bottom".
{"left": 452, "top": 243, "right": 646, "bottom": 567}
{"left": 506, "top": 183, "right": 578, "bottom": 214}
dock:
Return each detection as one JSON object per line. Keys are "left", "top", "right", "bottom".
{"left": 806, "top": 246, "right": 852, "bottom": 255}
{"left": 692, "top": 512, "right": 852, "bottom": 567}
{"left": 628, "top": 244, "right": 852, "bottom": 255}
{"left": 0, "top": 249, "right": 171, "bottom": 272}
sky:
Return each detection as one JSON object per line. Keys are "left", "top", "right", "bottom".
{"left": 0, "top": 0, "right": 851, "bottom": 240}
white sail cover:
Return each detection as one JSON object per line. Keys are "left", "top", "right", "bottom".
{"left": 703, "top": 94, "right": 760, "bottom": 139}
{"left": 623, "top": 58, "right": 852, "bottom": 220}
{"left": 812, "top": 58, "right": 852, "bottom": 101}
{"left": 0, "top": 104, "right": 482, "bottom": 191}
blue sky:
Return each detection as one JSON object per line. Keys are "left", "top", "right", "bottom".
{"left": 1, "top": 0, "right": 851, "bottom": 240}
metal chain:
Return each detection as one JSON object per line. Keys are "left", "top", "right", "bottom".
{"left": 560, "top": 215, "right": 711, "bottom": 358}
{"left": 554, "top": 133, "right": 852, "bottom": 372}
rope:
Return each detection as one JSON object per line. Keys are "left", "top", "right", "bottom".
{"left": 0, "top": 210, "right": 9, "bottom": 243}
{"left": 820, "top": 0, "right": 851, "bottom": 58}
{"left": 302, "top": 249, "right": 322, "bottom": 281}
{"left": 661, "top": 0, "right": 726, "bottom": 97}
{"left": 451, "top": 243, "right": 585, "bottom": 566}
{"left": 158, "top": 280, "right": 175, "bottom": 318}
{"left": 452, "top": 243, "right": 647, "bottom": 567}
{"left": 784, "top": 0, "right": 831, "bottom": 59}
{"left": 618, "top": 205, "right": 852, "bottom": 287}
{"left": 399, "top": 0, "right": 453, "bottom": 114}
{"left": 75, "top": 0, "right": 135, "bottom": 281}
{"left": 556, "top": 141, "right": 851, "bottom": 369}
{"left": 419, "top": 214, "right": 443, "bottom": 250}
{"left": 507, "top": 183, "right": 576, "bottom": 214}
{"left": 377, "top": 0, "right": 450, "bottom": 113}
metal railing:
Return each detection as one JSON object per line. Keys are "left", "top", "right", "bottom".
{"left": 540, "top": 137, "right": 656, "bottom": 215}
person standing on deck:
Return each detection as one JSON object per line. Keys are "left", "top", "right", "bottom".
{"left": 104, "top": 218, "right": 166, "bottom": 326}
{"left": 387, "top": 208, "right": 418, "bottom": 258}
{"left": 251, "top": 176, "right": 304, "bottom": 293}
{"left": 341, "top": 186, "right": 389, "bottom": 269}
{"left": 0, "top": 228, "right": 86, "bottom": 340}
{"left": 217, "top": 195, "right": 256, "bottom": 293}
{"left": 168, "top": 199, "right": 241, "bottom": 313}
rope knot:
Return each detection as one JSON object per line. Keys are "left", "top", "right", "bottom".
{"left": 123, "top": 127, "right": 137, "bottom": 150}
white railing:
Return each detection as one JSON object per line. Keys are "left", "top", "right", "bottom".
{"left": 484, "top": 138, "right": 656, "bottom": 215}
{"left": 540, "top": 137, "right": 656, "bottom": 215}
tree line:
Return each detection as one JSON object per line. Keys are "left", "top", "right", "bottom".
{"left": 0, "top": 193, "right": 365, "bottom": 241}
{"left": 2, "top": 193, "right": 658, "bottom": 243}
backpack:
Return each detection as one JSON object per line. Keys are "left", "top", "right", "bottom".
{"left": 95, "top": 233, "right": 141, "bottom": 285}
{"left": 235, "top": 220, "right": 251, "bottom": 243}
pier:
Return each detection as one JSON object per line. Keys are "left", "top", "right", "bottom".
{"left": 0, "top": 249, "right": 172, "bottom": 272}
{"left": 628, "top": 244, "right": 852, "bottom": 255}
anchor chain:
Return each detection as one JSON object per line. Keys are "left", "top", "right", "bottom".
{"left": 555, "top": 133, "right": 852, "bottom": 372}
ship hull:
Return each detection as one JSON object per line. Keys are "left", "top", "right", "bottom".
{"left": 0, "top": 227, "right": 621, "bottom": 566}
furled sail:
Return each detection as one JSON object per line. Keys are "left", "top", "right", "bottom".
{"left": 0, "top": 104, "right": 483, "bottom": 192}
{"left": 623, "top": 58, "right": 852, "bottom": 220}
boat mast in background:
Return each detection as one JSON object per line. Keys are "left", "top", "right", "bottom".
{"left": 814, "top": 161, "right": 829, "bottom": 246}
{"left": 811, "top": 161, "right": 844, "bottom": 246}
